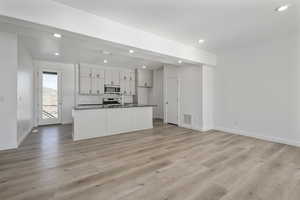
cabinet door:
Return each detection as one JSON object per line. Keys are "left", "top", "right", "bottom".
{"left": 130, "top": 81, "right": 135, "bottom": 95}
{"left": 98, "top": 79, "right": 105, "bottom": 94}
{"left": 91, "top": 78, "right": 105, "bottom": 95}
{"left": 112, "top": 70, "right": 120, "bottom": 85}
{"left": 92, "top": 68, "right": 105, "bottom": 79}
{"left": 79, "top": 77, "right": 91, "bottom": 94}
{"left": 105, "top": 70, "right": 112, "bottom": 85}
{"left": 137, "top": 69, "right": 146, "bottom": 87}
{"left": 80, "top": 67, "right": 91, "bottom": 78}
{"left": 121, "top": 70, "right": 129, "bottom": 81}
{"left": 129, "top": 71, "right": 135, "bottom": 81}
{"left": 145, "top": 70, "right": 153, "bottom": 87}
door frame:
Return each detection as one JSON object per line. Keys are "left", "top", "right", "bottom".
{"left": 37, "top": 68, "right": 63, "bottom": 126}
{"left": 164, "top": 76, "right": 181, "bottom": 125}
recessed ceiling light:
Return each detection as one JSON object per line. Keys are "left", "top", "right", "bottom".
{"left": 275, "top": 4, "right": 290, "bottom": 12}
{"left": 142, "top": 65, "right": 147, "bottom": 69}
{"left": 129, "top": 49, "right": 135, "bottom": 54}
{"left": 53, "top": 33, "right": 62, "bottom": 38}
{"left": 102, "top": 50, "right": 111, "bottom": 55}
{"left": 54, "top": 52, "right": 60, "bottom": 56}
{"left": 178, "top": 60, "right": 183, "bottom": 64}
{"left": 198, "top": 39, "right": 205, "bottom": 44}
{"left": 104, "top": 59, "right": 108, "bottom": 63}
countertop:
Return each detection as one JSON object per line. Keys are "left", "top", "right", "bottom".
{"left": 73, "top": 104, "right": 156, "bottom": 110}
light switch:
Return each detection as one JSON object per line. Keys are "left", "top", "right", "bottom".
{"left": 0, "top": 96, "right": 4, "bottom": 103}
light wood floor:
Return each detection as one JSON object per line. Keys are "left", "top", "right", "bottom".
{"left": 1, "top": 121, "right": 300, "bottom": 200}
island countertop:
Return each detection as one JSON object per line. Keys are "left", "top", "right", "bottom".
{"left": 73, "top": 104, "right": 156, "bottom": 110}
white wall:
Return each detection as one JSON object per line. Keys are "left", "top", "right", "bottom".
{"left": 17, "top": 41, "right": 35, "bottom": 145}
{"left": 0, "top": 32, "right": 18, "bottom": 150}
{"left": 149, "top": 68, "right": 164, "bottom": 119}
{"left": 34, "top": 61, "right": 75, "bottom": 124}
{"left": 164, "top": 64, "right": 203, "bottom": 130}
{"left": 214, "top": 33, "right": 300, "bottom": 146}
{"left": 202, "top": 65, "right": 215, "bottom": 131}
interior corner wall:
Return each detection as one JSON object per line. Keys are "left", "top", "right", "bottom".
{"left": 214, "top": 33, "right": 300, "bottom": 146}
{"left": 17, "top": 41, "right": 35, "bottom": 145}
{"left": 0, "top": 31, "right": 18, "bottom": 150}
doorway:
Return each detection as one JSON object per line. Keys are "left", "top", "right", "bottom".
{"left": 38, "top": 70, "right": 62, "bottom": 125}
{"left": 165, "top": 77, "right": 179, "bottom": 125}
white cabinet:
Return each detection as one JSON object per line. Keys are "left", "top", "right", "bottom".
{"left": 120, "top": 70, "right": 135, "bottom": 96}
{"left": 73, "top": 107, "right": 153, "bottom": 141}
{"left": 79, "top": 77, "right": 91, "bottom": 94}
{"left": 79, "top": 65, "right": 105, "bottom": 95}
{"left": 137, "top": 69, "right": 153, "bottom": 88}
{"left": 105, "top": 69, "right": 120, "bottom": 85}
{"left": 107, "top": 108, "right": 132, "bottom": 135}
{"left": 91, "top": 78, "right": 105, "bottom": 95}
{"left": 73, "top": 109, "right": 107, "bottom": 140}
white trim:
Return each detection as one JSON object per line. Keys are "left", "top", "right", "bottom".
{"left": 38, "top": 68, "right": 63, "bottom": 125}
{"left": 215, "top": 126, "right": 300, "bottom": 147}
{"left": 165, "top": 76, "right": 180, "bottom": 125}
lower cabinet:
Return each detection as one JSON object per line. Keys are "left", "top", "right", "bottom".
{"left": 107, "top": 108, "right": 133, "bottom": 134}
{"left": 73, "top": 107, "right": 153, "bottom": 141}
{"left": 73, "top": 109, "right": 107, "bottom": 140}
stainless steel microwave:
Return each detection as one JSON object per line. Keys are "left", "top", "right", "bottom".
{"left": 104, "top": 86, "right": 121, "bottom": 94}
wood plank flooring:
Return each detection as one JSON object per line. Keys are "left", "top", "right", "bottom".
{"left": 1, "top": 120, "right": 300, "bottom": 200}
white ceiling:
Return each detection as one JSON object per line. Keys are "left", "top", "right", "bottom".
{"left": 0, "top": 17, "right": 195, "bottom": 69}
{"left": 53, "top": 0, "right": 300, "bottom": 52}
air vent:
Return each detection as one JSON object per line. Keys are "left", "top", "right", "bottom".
{"left": 184, "top": 114, "right": 192, "bottom": 125}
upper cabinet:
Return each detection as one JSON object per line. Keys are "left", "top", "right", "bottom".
{"left": 137, "top": 69, "right": 153, "bottom": 88}
{"left": 120, "top": 70, "right": 135, "bottom": 96}
{"left": 79, "top": 64, "right": 105, "bottom": 95}
{"left": 78, "top": 64, "right": 135, "bottom": 96}
{"left": 105, "top": 69, "right": 120, "bottom": 86}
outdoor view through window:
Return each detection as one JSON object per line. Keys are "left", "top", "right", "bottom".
{"left": 42, "top": 72, "right": 58, "bottom": 120}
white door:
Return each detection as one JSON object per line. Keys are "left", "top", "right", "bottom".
{"left": 166, "top": 77, "right": 179, "bottom": 125}
{"left": 38, "top": 70, "right": 62, "bottom": 125}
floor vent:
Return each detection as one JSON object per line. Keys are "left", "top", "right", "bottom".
{"left": 184, "top": 114, "right": 192, "bottom": 125}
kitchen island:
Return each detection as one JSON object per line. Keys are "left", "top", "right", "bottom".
{"left": 72, "top": 104, "right": 155, "bottom": 141}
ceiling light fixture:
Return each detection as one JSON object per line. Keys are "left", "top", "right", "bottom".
{"left": 54, "top": 52, "right": 60, "bottom": 56}
{"left": 53, "top": 33, "right": 62, "bottom": 38}
{"left": 142, "top": 65, "right": 147, "bottom": 69}
{"left": 102, "top": 50, "right": 111, "bottom": 55}
{"left": 275, "top": 4, "right": 290, "bottom": 12}
{"left": 104, "top": 59, "right": 108, "bottom": 64}
{"left": 178, "top": 60, "right": 183, "bottom": 64}
{"left": 198, "top": 39, "right": 205, "bottom": 44}
{"left": 129, "top": 49, "right": 135, "bottom": 54}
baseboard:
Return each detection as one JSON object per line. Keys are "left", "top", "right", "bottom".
{"left": 18, "top": 126, "right": 35, "bottom": 147}
{"left": 179, "top": 124, "right": 211, "bottom": 132}
{"left": 215, "top": 126, "right": 300, "bottom": 147}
